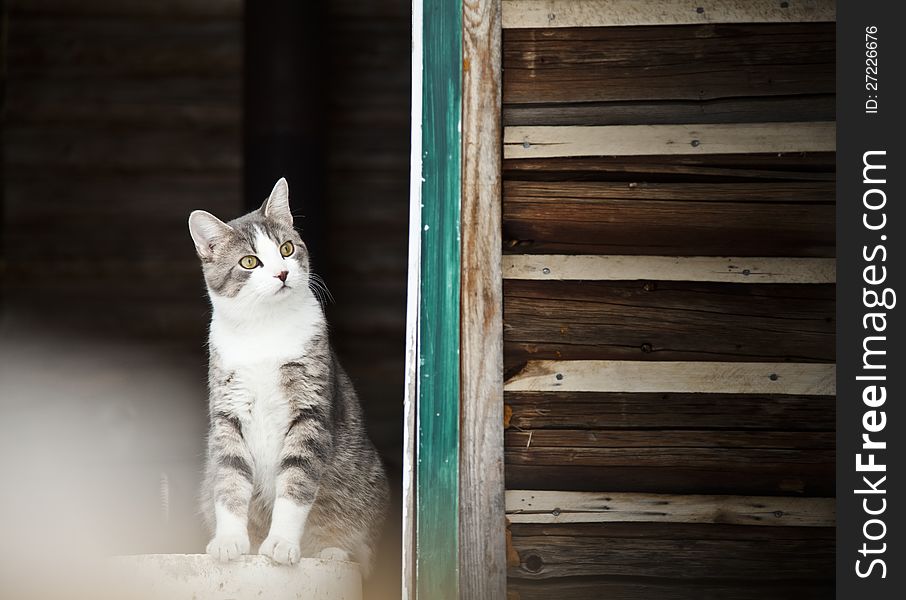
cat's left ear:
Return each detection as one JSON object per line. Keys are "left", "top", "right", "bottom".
{"left": 262, "top": 177, "right": 293, "bottom": 228}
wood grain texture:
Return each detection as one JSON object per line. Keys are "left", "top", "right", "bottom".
{"left": 505, "top": 361, "right": 836, "bottom": 395}
{"left": 504, "top": 280, "right": 835, "bottom": 364}
{"left": 504, "top": 123, "right": 836, "bottom": 159}
{"left": 505, "top": 464, "right": 833, "bottom": 496}
{"left": 7, "top": 18, "right": 240, "bottom": 78}
{"left": 460, "top": 0, "right": 506, "bottom": 598}
{"left": 503, "top": 181, "right": 835, "bottom": 256}
{"left": 503, "top": 95, "right": 837, "bottom": 127}
{"left": 8, "top": 0, "right": 242, "bottom": 18}
{"left": 502, "top": 255, "right": 837, "bottom": 283}
{"left": 504, "top": 391, "right": 836, "bottom": 431}
{"left": 508, "top": 522, "right": 834, "bottom": 581}
{"left": 503, "top": 23, "right": 835, "bottom": 104}
{"left": 505, "top": 430, "right": 835, "bottom": 450}
{"left": 508, "top": 577, "right": 833, "bottom": 600}
{"left": 503, "top": 152, "right": 836, "bottom": 182}
{"left": 506, "top": 491, "right": 835, "bottom": 527}
{"left": 502, "top": 0, "right": 836, "bottom": 29}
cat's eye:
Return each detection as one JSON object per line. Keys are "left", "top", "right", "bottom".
{"left": 239, "top": 255, "right": 261, "bottom": 269}
{"left": 280, "top": 241, "right": 295, "bottom": 257}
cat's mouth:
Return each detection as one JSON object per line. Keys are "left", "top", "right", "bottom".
{"left": 276, "top": 284, "right": 291, "bottom": 294}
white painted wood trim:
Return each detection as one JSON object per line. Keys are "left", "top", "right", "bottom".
{"left": 505, "top": 491, "right": 835, "bottom": 527}
{"left": 402, "top": 0, "right": 424, "bottom": 597}
{"left": 502, "top": 255, "right": 836, "bottom": 284}
{"left": 504, "top": 122, "right": 836, "bottom": 158}
{"left": 504, "top": 360, "right": 836, "bottom": 395}
{"left": 502, "top": 0, "right": 836, "bottom": 29}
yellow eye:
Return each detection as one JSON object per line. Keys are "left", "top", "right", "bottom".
{"left": 280, "top": 241, "right": 295, "bottom": 257}
{"left": 239, "top": 255, "right": 260, "bottom": 269}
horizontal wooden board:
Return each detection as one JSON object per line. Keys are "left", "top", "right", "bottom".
{"left": 6, "top": 77, "right": 241, "bottom": 127}
{"left": 503, "top": 152, "right": 836, "bottom": 182}
{"left": 504, "top": 123, "right": 836, "bottom": 159}
{"left": 8, "top": 0, "right": 242, "bottom": 18}
{"left": 503, "top": 95, "right": 836, "bottom": 127}
{"left": 505, "top": 361, "right": 836, "bottom": 394}
{"left": 505, "top": 463, "right": 833, "bottom": 495}
{"left": 7, "top": 18, "right": 240, "bottom": 78}
{"left": 505, "top": 491, "right": 835, "bottom": 527}
{"left": 503, "top": 255, "right": 836, "bottom": 283}
{"left": 504, "top": 391, "right": 836, "bottom": 431}
{"left": 502, "top": 0, "right": 836, "bottom": 29}
{"left": 4, "top": 125, "right": 240, "bottom": 173}
{"left": 505, "top": 430, "right": 834, "bottom": 450}
{"left": 503, "top": 23, "right": 835, "bottom": 104}
{"left": 509, "top": 522, "right": 834, "bottom": 581}
{"left": 504, "top": 280, "right": 835, "bottom": 364}
{"left": 503, "top": 181, "right": 834, "bottom": 256}
{"left": 508, "top": 577, "right": 833, "bottom": 600}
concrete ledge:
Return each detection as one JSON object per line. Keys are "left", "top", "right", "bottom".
{"left": 106, "top": 554, "right": 362, "bottom": 600}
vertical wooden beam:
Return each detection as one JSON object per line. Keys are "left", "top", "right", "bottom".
{"left": 415, "top": 0, "right": 462, "bottom": 598}
{"left": 460, "top": 0, "right": 506, "bottom": 599}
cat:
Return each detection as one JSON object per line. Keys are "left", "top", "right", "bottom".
{"left": 188, "top": 178, "right": 389, "bottom": 575}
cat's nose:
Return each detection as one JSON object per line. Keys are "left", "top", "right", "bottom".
{"left": 276, "top": 271, "right": 288, "bottom": 282}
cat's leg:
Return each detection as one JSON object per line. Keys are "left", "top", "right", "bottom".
{"left": 205, "top": 414, "right": 254, "bottom": 562}
{"left": 259, "top": 406, "right": 332, "bottom": 565}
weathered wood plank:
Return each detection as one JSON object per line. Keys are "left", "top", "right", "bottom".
{"left": 503, "top": 181, "right": 835, "bottom": 256}
{"left": 8, "top": 0, "right": 242, "bottom": 18}
{"left": 6, "top": 78, "right": 240, "bottom": 127}
{"left": 504, "top": 280, "right": 835, "bottom": 363}
{"left": 503, "top": 152, "right": 836, "bottom": 182}
{"left": 504, "top": 123, "right": 836, "bottom": 159}
{"left": 502, "top": 255, "right": 836, "bottom": 283}
{"left": 503, "top": 23, "right": 835, "bottom": 104}
{"left": 460, "top": 0, "right": 506, "bottom": 598}
{"left": 505, "top": 463, "right": 833, "bottom": 495}
{"left": 508, "top": 522, "right": 834, "bottom": 581}
{"left": 505, "top": 430, "right": 835, "bottom": 450}
{"left": 502, "top": 0, "right": 836, "bottom": 29}
{"left": 505, "top": 361, "right": 836, "bottom": 395}
{"left": 504, "top": 391, "right": 836, "bottom": 431}
{"left": 4, "top": 125, "right": 240, "bottom": 173}
{"left": 508, "top": 577, "right": 833, "bottom": 600}
{"left": 503, "top": 95, "right": 837, "bottom": 127}
{"left": 505, "top": 491, "right": 835, "bottom": 527}
{"left": 7, "top": 18, "right": 240, "bottom": 78}
{"left": 505, "top": 446, "right": 834, "bottom": 469}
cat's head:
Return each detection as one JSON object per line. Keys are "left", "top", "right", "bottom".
{"left": 188, "top": 178, "right": 310, "bottom": 311}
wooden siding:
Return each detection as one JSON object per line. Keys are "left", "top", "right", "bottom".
{"left": 500, "top": 11, "right": 836, "bottom": 599}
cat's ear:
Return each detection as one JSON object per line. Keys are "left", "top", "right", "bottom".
{"left": 188, "top": 210, "right": 233, "bottom": 259}
{"left": 262, "top": 177, "right": 293, "bottom": 227}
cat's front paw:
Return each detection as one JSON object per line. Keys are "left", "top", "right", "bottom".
{"left": 206, "top": 533, "right": 250, "bottom": 562}
{"left": 259, "top": 534, "right": 301, "bottom": 565}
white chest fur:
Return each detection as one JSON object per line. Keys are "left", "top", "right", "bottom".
{"left": 208, "top": 296, "right": 322, "bottom": 494}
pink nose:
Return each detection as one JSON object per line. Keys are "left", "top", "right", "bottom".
{"left": 276, "top": 271, "right": 288, "bottom": 282}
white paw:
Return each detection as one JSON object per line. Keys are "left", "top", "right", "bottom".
{"left": 319, "top": 547, "right": 350, "bottom": 562}
{"left": 259, "top": 534, "right": 301, "bottom": 565}
{"left": 206, "top": 533, "right": 250, "bottom": 562}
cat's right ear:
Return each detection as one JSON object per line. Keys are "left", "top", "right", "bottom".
{"left": 188, "top": 210, "right": 233, "bottom": 259}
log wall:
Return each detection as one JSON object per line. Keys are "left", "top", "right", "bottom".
{"left": 501, "top": 4, "right": 836, "bottom": 598}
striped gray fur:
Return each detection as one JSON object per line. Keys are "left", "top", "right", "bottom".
{"left": 191, "top": 179, "right": 389, "bottom": 574}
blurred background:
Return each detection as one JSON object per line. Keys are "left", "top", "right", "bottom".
{"left": 0, "top": 1, "right": 409, "bottom": 597}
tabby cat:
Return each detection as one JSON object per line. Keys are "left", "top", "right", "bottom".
{"left": 188, "top": 178, "right": 388, "bottom": 574}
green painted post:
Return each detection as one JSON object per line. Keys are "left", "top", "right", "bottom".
{"left": 416, "top": 0, "right": 461, "bottom": 598}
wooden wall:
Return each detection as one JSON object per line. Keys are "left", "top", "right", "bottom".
{"left": 2, "top": 0, "right": 243, "bottom": 341}
{"left": 500, "top": 2, "right": 836, "bottom": 598}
